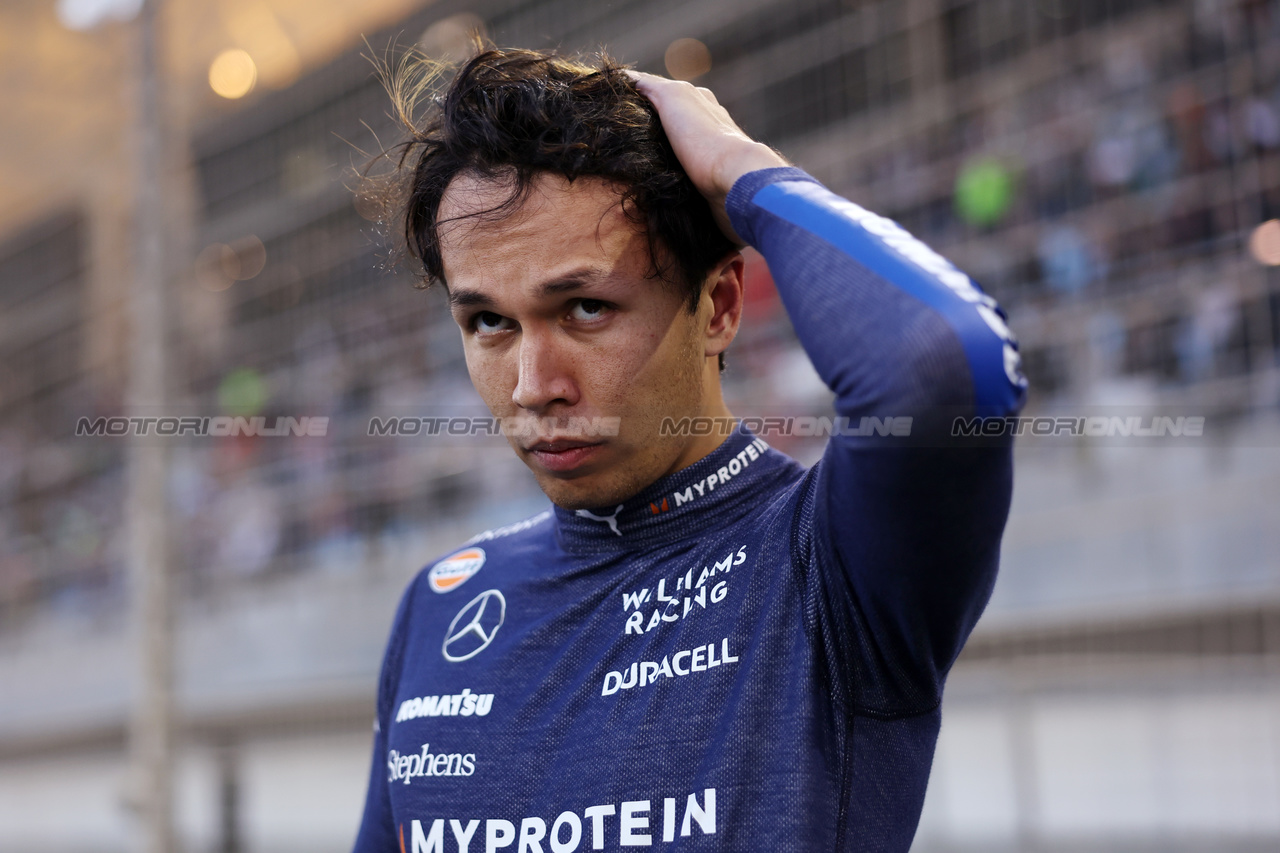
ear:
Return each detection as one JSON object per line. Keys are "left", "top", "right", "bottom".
{"left": 703, "top": 252, "right": 745, "bottom": 359}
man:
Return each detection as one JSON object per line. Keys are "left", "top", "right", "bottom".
{"left": 354, "top": 46, "right": 1025, "bottom": 853}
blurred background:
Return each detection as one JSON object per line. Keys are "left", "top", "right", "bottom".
{"left": 2, "top": 0, "right": 1279, "bottom": 850}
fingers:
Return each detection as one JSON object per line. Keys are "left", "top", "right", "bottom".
{"left": 620, "top": 64, "right": 785, "bottom": 233}
{"left": 624, "top": 69, "right": 720, "bottom": 105}
{"left": 622, "top": 68, "right": 659, "bottom": 90}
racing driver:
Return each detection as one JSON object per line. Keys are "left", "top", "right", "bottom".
{"left": 353, "top": 46, "right": 1026, "bottom": 853}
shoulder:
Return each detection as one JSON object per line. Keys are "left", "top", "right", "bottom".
{"left": 461, "top": 508, "right": 555, "bottom": 547}
{"left": 414, "top": 508, "right": 555, "bottom": 594}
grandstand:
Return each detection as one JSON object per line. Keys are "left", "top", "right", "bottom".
{"left": 1, "top": 0, "right": 1278, "bottom": 851}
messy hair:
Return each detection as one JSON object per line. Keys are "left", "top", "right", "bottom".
{"left": 378, "top": 44, "right": 736, "bottom": 313}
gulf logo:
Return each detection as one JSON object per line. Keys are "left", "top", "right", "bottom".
{"left": 428, "top": 548, "right": 486, "bottom": 593}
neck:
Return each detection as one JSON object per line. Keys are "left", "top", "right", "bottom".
{"left": 553, "top": 425, "right": 800, "bottom": 553}
{"left": 661, "top": 361, "right": 734, "bottom": 478}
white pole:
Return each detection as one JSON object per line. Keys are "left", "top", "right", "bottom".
{"left": 125, "top": 0, "right": 175, "bottom": 850}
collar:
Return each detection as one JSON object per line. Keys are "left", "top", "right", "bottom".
{"left": 552, "top": 427, "right": 800, "bottom": 554}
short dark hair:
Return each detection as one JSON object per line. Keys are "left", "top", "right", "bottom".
{"left": 382, "top": 45, "right": 736, "bottom": 313}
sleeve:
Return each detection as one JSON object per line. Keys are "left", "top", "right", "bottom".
{"left": 351, "top": 581, "right": 416, "bottom": 852}
{"left": 725, "top": 167, "right": 1027, "bottom": 717}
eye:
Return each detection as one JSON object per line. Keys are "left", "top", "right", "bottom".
{"left": 472, "top": 311, "right": 515, "bottom": 334}
{"left": 569, "top": 299, "right": 610, "bottom": 322}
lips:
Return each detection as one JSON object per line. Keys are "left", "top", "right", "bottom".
{"left": 525, "top": 438, "right": 604, "bottom": 474}
{"left": 528, "top": 438, "right": 596, "bottom": 453}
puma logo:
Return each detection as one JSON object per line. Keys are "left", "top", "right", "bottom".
{"left": 574, "top": 504, "right": 624, "bottom": 536}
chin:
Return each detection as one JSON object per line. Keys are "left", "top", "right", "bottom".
{"left": 536, "top": 476, "right": 619, "bottom": 511}
{"left": 529, "top": 463, "right": 649, "bottom": 511}
{"left": 521, "top": 443, "right": 678, "bottom": 510}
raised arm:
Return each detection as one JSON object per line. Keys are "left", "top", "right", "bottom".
{"left": 631, "top": 73, "right": 1027, "bottom": 715}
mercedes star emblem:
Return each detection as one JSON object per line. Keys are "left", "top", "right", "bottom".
{"left": 442, "top": 589, "right": 506, "bottom": 662}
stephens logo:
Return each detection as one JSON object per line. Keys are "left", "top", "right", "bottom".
{"left": 443, "top": 589, "right": 506, "bottom": 662}
{"left": 429, "top": 548, "right": 486, "bottom": 593}
{"left": 387, "top": 744, "right": 476, "bottom": 784}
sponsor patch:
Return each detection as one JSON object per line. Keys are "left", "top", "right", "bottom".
{"left": 443, "top": 589, "right": 506, "bottom": 662}
{"left": 429, "top": 548, "right": 486, "bottom": 593}
{"left": 620, "top": 546, "right": 746, "bottom": 636}
{"left": 387, "top": 744, "right": 476, "bottom": 784}
{"left": 602, "top": 638, "right": 739, "bottom": 696}
{"left": 396, "top": 689, "right": 494, "bottom": 721}
{"left": 398, "top": 786, "right": 716, "bottom": 850}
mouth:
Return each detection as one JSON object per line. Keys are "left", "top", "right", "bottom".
{"left": 524, "top": 438, "right": 604, "bottom": 474}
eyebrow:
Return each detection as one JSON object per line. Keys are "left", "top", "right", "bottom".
{"left": 447, "top": 268, "right": 602, "bottom": 310}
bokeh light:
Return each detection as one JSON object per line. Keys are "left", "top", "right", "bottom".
{"left": 195, "top": 243, "right": 234, "bottom": 292}
{"left": 218, "top": 367, "right": 268, "bottom": 417}
{"left": 195, "top": 236, "right": 265, "bottom": 290}
{"left": 954, "top": 158, "right": 1015, "bottom": 227}
{"left": 227, "top": 235, "right": 267, "bottom": 280}
{"left": 665, "top": 38, "right": 712, "bottom": 81}
{"left": 419, "top": 13, "right": 486, "bottom": 59}
{"left": 55, "top": 0, "right": 142, "bottom": 31}
{"left": 219, "top": 3, "right": 300, "bottom": 90}
{"left": 209, "top": 48, "right": 257, "bottom": 99}
{"left": 1248, "top": 219, "right": 1280, "bottom": 265}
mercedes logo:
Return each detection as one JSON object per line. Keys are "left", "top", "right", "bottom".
{"left": 442, "top": 589, "right": 506, "bottom": 662}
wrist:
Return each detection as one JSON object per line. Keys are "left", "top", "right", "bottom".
{"left": 715, "top": 142, "right": 789, "bottom": 196}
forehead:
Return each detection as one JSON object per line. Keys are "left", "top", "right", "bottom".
{"left": 436, "top": 172, "right": 646, "bottom": 289}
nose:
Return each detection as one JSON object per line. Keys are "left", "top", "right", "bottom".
{"left": 511, "top": 328, "right": 579, "bottom": 413}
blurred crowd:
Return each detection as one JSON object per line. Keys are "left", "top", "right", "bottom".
{"left": 4, "top": 0, "right": 1280, "bottom": 626}
{"left": 858, "top": 0, "right": 1280, "bottom": 390}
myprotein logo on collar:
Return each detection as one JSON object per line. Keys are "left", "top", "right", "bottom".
{"left": 672, "top": 437, "right": 770, "bottom": 509}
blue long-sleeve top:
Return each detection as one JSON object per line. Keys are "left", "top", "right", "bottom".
{"left": 352, "top": 167, "right": 1026, "bottom": 852}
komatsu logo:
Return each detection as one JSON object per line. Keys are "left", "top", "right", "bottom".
{"left": 397, "top": 787, "right": 716, "bottom": 852}
{"left": 387, "top": 744, "right": 476, "bottom": 784}
{"left": 396, "top": 689, "right": 494, "bottom": 721}
{"left": 620, "top": 546, "right": 745, "bottom": 635}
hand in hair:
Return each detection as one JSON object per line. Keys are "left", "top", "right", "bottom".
{"left": 625, "top": 70, "right": 788, "bottom": 245}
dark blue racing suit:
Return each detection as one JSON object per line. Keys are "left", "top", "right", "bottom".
{"left": 353, "top": 167, "right": 1026, "bottom": 852}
